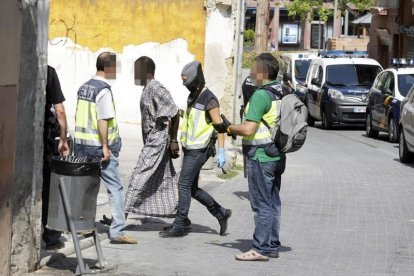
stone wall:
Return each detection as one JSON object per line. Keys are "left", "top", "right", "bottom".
{"left": 0, "top": 0, "right": 48, "bottom": 274}
{"left": 48, "top": 0, "right": 238, "bottom": 126}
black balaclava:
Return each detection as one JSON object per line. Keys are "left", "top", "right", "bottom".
{"left": 181, "top": 61, "right": 206, "bottom": 107}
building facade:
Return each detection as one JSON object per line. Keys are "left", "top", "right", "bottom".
{"left": 369, "top": 0, "right": 414, "bottom": 67}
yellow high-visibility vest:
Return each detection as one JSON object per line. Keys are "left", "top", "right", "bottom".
{"left": 242, "top": 94, "right": 280, "bottom": 146}
{"left": 180, "top": 107, "right": 215, "bottom": 150}
{"left": 74, "top": 79, "right": 120, "bottom": 148}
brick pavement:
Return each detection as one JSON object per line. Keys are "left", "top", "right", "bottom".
{"left": 37, "top": 123, "right": 414, "bottom": 276}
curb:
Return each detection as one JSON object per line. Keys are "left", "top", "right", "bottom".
{"left": 39, "top": 233, "right": 109, "bottom": 268}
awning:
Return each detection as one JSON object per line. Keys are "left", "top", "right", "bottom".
{"left": 352, "top": 13, "right": 372, "bottom": 25}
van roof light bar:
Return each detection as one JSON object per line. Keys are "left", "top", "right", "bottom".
{"left": 318, "top": 50, "right": 369, "bottom": 58}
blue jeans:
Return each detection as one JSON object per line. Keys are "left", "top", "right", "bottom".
{"left": 173, "top": 149, "right": 224, "bottom": 229}
{"left": 247, "top": 158, "right": 286, "bottom": 256}
{"left": 101, "top": 155, "right": 126, "bottom": 238}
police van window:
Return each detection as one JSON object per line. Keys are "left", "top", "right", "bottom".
{"left": 326, "top": 64, "right": 381, "bottom": 86}
{"left": 383, "top": 73, "right": 395, "bottom": 94}
{"left": 295, "top": 60, "right": 311, "bottom": 81}
{"left": 317, "top": 66, "right": 323, "bottom": 85}
{"left": 398, "top": 74, "right": 414, "bottom": 97}
{"left": 374, "top": 72, "right": 387, "bottom": 90}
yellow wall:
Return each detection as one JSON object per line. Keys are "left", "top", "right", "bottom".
{"left": 49, "top": 0, "right": 206, "bottom": 61}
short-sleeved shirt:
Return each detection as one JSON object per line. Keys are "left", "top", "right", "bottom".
{"left": 245, "top": 84, "right": 284, "bottom": 162}
{"left": 44, "top": 66, "right": 66, "bottom": 157}
{"left": 92, "top": 76, "right": 116, "bottom": 120}
{"left": 46, "top": 66, "right": 65, "bottom": 108}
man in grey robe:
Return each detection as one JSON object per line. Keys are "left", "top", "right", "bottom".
{"left": 124, "top": 56, "right": 180, "bottom": 217}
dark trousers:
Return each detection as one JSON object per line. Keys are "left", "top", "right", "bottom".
{"left": 42, "top": 158, "right": 62, "bottom": 244}
{"left": 173, "top": 149, "right": 224, "bottom": 229}
{"left": 247, "top": 158, "right": 286, "bottom": 256}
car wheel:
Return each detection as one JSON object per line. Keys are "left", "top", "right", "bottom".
{"left": 321, "top": 108, "right": 332, "bottom": 130}
{"left": 365, "top": 111, "right": 379, "bottom": 138}
{"left": 399, "top": 129, "right": 414, "bottom": 163}
{"left": 307, "top": 112, "right": 315, "bottom": 127}
{"left": 388, "top": 117, "right": 398, "bottom": 143}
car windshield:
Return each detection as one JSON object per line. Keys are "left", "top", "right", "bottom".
{"left": 398, "top": 74, "right": 414, "bottom": 97}
{"left": 294, "top": 60, "right": 311, "bottom": 81}
{"left": 326, "top": 64, "right": 382, "bottom": 87}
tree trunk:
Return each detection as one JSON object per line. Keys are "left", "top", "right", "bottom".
{"left": 254, "top": 0, "right": 270, "bottom": 52}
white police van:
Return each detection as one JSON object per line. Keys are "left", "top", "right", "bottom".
{"left": 277, "top": 52, "right": 318, "bottom": 101}
{"left": 304, "top": 51, "right": 383, "bottom": 129}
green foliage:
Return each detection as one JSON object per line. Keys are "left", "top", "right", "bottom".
{"left": 243, "top": 29, "right": 255, "bottom": 42}
{"left": 286, "top": 0, "right": 373, "bottom": 22}
{"left": 242, "top": 51, "right": 281, "bottom": 69}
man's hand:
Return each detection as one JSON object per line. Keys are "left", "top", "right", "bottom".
{"left": 169, "top": 140, "right": 180, "bottom": 159}
{"left": 221, "top": 114, "right": 237, "bottom": 140}
{"left": 58, "top": 138, "right": 70, "bottom": 156}
{"left": 102, "top": 146, "right": 111, "bottom": 161}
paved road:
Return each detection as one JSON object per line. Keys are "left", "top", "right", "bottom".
{"left": 41, "top": 122, "right": 414, "bottom": 276}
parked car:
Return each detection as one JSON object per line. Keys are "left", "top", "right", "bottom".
{"left": 277, "top": 52, "right": 318, "bottom": 101}
{"left": 366, "top": 60, "right": 414, "bottom": 142}
{"left": 304, "top": 51, "right": 382, "bottom": 129}
{"left": 399, "top": 84, "right": 414, "bottom": 163}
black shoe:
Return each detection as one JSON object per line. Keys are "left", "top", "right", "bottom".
{"left": 163, "top": 217, "right": 192, "bottom": 231}
{"left": 45, "top": 240, "right": 65, "bottom": 250}
{"left": 100, "top": 215, "right": 112, "bottom": 226}
{"left": 159, "top": 226, "right": 188, "bottom": 238}
{"left": 218, "top": 209, "right": 232, "bottom": 236}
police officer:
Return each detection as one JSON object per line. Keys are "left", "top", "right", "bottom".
{"left": 42, "top": 66, "right": 70, "bottom": 249}
{"left": 159, "top": 61, "right": 232, "bottom": 238}
{"left": 219, "top": 53, "right": 287, "bottom": 261}
{"left": 74, "top": 52, "right": 137, "bottom": 244}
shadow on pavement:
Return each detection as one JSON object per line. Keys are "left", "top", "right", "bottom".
{"left": 121, "top": 217, "right": 219, "bottom": 235}
{"left": 207, "top": 239, "right": 292, "bottom": 253}
{"left": 44, "top": 257, "right": 117, "bottom": 274}
{"left": 312, "top": 124, "right": 365, "bottom": 131}
{"left": 393, "top": 158, "right": 414, "bottom": 168}
{"left": 234, "top": 191, "right": 249, "bottom": 201}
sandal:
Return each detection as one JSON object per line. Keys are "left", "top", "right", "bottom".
{"left": 235, "top": 249, "right": 269, "bottom": 262}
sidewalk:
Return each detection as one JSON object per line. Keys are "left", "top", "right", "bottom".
{"left": 36, "top": 122, "right": 243, "bottom": 275}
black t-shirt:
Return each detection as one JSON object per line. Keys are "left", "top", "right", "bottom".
{"left": 44, "top": 66, "right": 65, "bottom": 156}
{"left": 45, "top": 66, "right": 65, "bottom": 109}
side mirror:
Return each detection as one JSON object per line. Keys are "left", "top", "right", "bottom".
{"left": 311, "top": 78, "right": 320, "bottom": 86}
{"left": 283, "top": 73, "right": 292, "bottom": 82}
{"left": 382, "top": 87, "right": 392, "bottom": 95}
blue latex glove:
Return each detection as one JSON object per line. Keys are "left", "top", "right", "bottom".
{"left": 217, "top": 148, "right": 226, "bottom": 168}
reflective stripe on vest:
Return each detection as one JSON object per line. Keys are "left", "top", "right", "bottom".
{"left": 74, "top": 81, "right": 119, "bottom": 147}
{"left": 180, "top": 108, "right": 214, "bottom": 150}
{"left": 242, "top": 100, "right": 280, "bottom": 146}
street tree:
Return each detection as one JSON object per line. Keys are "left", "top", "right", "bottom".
{"left": 254, "top": 0, "right": 270, "bottom": 51}
{"left": 286, "top": 0, "right": 373, "bottom": 22}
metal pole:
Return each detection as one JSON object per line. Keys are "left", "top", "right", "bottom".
{"left": 59, "top": 177, "right": 91, "bottom": 275}
{"left": 93, "top": 230, "right": 108, "bottom": 268}
{"left": 232, "top": 0, "right": 245, "bottom": 127}
{"left": 318, "top": 19, "right": 321, "bottom": 52}
{"left": 344, "top": 10, "right": 349, "bottom": 36}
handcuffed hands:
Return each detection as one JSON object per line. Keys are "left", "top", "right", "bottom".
{"left": 170, "top": 140, "right": 180, "bottom": 159}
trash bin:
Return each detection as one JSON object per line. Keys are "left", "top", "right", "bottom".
{"left": 47, "top": 156, "right": 101, "bottom": 232}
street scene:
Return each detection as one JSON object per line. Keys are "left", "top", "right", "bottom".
{"left": 1, "top": 0, "right": 414, "bottom": 276}
{"left": 36, "top": 122, "right": 414, "bottom": 276}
